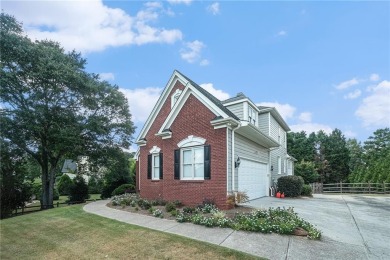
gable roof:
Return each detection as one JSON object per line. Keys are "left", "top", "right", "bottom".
{"left": 62, "top": 159, "right": 77, "bottom": 173}
{"left": 136, "top": 70, "right": 239, "bottom": 143}
{"left": 258, "top": 106, "right": 290, "bottom": 131}
{"left": 177, "top": 71, "right": 239, "bottom": 120}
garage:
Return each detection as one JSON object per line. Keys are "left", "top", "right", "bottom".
{"left": 238, "top": 159, "right": 268, "bottom": 200}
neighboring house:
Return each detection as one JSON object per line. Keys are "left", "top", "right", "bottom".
{"left": 61, "top": 158, "right": 90, "bottom": 183}
{"left": 135, "top": 70, "right": 295, "bottom": 209}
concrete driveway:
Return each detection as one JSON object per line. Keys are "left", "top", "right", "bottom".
{"left": 246, "top": 194, "right": 390, "bottom": 260}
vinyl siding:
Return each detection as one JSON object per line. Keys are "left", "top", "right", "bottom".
{"left": 234, "top": 133, "right": 269, "bottom": 190}
{"left": 258, "top": 113, "right": 269, "bottom": 135}
{"left": 225, "top": 103, "right": 244, "bottom": 120}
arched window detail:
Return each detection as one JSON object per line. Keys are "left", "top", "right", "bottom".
{"left": 177, "top": 135, "right": 206, "bottom": 148}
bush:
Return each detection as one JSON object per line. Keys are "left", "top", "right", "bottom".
{"left": 68, "top": 175, "right": 89, "bottom": 203}
{"left": 165, "top": 202, "right": 176, "bottom": 212}
{"left": 301, "top": 184, "right": 313, "bottom": 196}
{"left": 277, "top": 176, "right": 304, "bottom": 197}
{"left": 88, "top": 176, "right": 104, "bottom": 194}
{"left": 111, "top": 184, "right": 135, "bottom": 196}
{"left": 57, "top": 174, "right": 73, "bottom": 195}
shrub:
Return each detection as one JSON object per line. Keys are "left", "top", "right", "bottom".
{"left": 277, "top": 176, "right": 304, "bottom": 197}
{"left": 57, "top": 174, "right": 73, "bottom": 195}
{"left": 68, "top": 175, "right": 89, "bottom": 203}
{"left": 301, "top": 184, "right": 313, "bottom": 196}
{"left": 165, "top": 202, "right": 176, "bottom": 212}
{"left": 88, "top": 176, "right": 104, "bottom": 194}
{"left": 183, "top": 206, "right": 195, "bottom": 214}
{"left": 235, "top": 191, "right": 249, "bottom": 204}
{"left": 111, "top": 184, "right": 135, "bottom": 196}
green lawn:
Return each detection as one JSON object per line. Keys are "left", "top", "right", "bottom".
{"left": 1, "top": 204, "right": 262, "bottom": 260}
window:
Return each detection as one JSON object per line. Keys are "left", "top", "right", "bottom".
{"left": 248, "top": 106, "right": 257, "bottom": 125}
{"left": 147, "top": 147, "right": 163, "bottom": 180}
{"left": 152, "top": 154, "right": 160, "bottom": 180}
{"left": 182, "top": 146, "right": 204, "bottom": 179}
{"left": 278, "top": 156, "right": 281, "bottom": 174}
{"left": 174, "top": 145, "right": 211, "bottom": 180}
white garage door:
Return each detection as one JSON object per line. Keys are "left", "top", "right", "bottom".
{"left": 238, "top": 159, "right": 268, "bottom": 200}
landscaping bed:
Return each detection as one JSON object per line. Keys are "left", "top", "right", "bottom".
{"left": 109, "top": 193, "right": 321, "bottom": 239}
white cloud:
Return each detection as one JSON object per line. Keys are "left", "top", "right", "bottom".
{"left": 298, "top": 112, "right": 312, "bottom": 123}
{"left": 119, "top": 87, "right": 162, "bottom": 123}
{"left": 3, "top": 0, "right": 182, "bottom": 53}
{"left": 207, "top": 3, "right": 220, "bottom": 15}
{"left": 256, "top": 102, "right": 296, "bottom": 121}
{"left": 200, "top": 83, "right": 230, "bottom": 100}
{"left": 277, "top": 30, "right": 287, "bottom": 36}
{"left": 370, "top": 73, "right": 380, "bottom": 82}
{"left": 200, "top": 59, "right": 210, "bottom": 66}
{"left": 343, "top": 130, "right": 357, "bottom": 138}
{"left": 290, "top": 123, "right": 333, "bottom": 135}
{"left": 344, "top": 89, "right": 362, "bottom": 99}
{"left": 355, "top": 80, "right": 390, "bottom": 128}
{"left": 180, "top": 40, "right": 205, "bottom": 63}
{"left": 167, "top": 0, "right": 192, "bottom": 5}
{"left": 335, "top": 78, "right": 359, "bottom": 90}
{"left": 99, "top": 73, "right": 115, "bottom": 81}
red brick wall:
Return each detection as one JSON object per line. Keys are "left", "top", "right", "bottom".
{"left": 137, "top": 82, "right": 228, "bottom": 209}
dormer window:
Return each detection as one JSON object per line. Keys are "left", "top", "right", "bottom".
{"left": 171, "top": 89, "right": 182, "bottom": 108}
{"left": 248, "top": 106, "right": 257, "bottom": 125}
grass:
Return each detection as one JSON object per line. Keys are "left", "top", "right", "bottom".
{"left": 1, "top": 204, "right": 262, "bottom": 260}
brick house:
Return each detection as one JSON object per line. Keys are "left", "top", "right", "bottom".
{"left": 135, "top": 70, "right": 295, "bottom": 209}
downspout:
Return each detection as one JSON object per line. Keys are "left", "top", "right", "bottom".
{"left": 231, "top": 123, "right": 241, "bottom": 192}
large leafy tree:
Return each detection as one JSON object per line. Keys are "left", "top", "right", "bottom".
{"left": 0, "top": 13, "right": 134, "bottom": 209}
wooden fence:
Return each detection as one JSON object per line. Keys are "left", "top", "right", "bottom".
{"left": 13, "top": 199, "right": 100, "bottom": 216}
{"left": 310, "top": 182, "right": 390, "bottom": 194}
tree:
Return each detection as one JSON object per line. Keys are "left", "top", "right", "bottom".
{"left": 294, "top": 160, "right": 319, "bottom": 184}
{"left": 287, "top": 131, "right": 315, "bottom": 162}
{"left": 0, "top": 13, "right": 134, "bottom": 209}
{"left": 0, "top": 139, "right": 32, "bottom": 218}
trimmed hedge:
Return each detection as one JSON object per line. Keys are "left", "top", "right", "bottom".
{"left": 111, "top": 184, "right": 135, "bottom": 196}
{"left": 277, "top": 176, "right": 304, "bottom": 197}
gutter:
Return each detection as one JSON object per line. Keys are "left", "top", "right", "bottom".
{"left": 231, "top": 123, "right": 241, "bottom": 192}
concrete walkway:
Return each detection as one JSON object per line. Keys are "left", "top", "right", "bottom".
{"left": 83, "top": 195, "right": 389, "bottom": 260}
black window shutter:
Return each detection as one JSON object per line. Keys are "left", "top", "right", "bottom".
{"left": 174, "top": 149, "right": 180, "bottom": 179}
{"left": 159, "top": 153, "right": 163, "bottom": 179}
{"left": 147, "top": 154, "right": 152, "bottom": 179}
{"left": 204, "top": 145, "right": 211, "bottom": 179}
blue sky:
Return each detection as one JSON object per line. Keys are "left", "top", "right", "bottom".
{"left": 3, "top": 0, "right": 390, "bottom": 148}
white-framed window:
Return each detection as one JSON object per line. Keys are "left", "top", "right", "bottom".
{"left": 152, "top": 154, "right": 160, "bottom": 180}
{"left": 248, "top": 106, "right": 257, "bottom": 125}
{"left": 278, "top": 156, "right": 281, "bottom": 174}
{"left": 181, "top": 146, "right": 204, "bottom": 180}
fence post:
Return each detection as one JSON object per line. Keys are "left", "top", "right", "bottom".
{"left": 57, "top": 202, "right": 59, "bottom": 208}
{"left": 340, "top": 181, "right": 343, "bottom": 193}
{"left": 384, "top": 182, "right": 386, "bottom": 194}
{"left": 368, "top": 182, "right": 371, "bottom": 194}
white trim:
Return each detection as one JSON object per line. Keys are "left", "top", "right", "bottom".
{"left": 138, "top": 155, "right": 141, "bottom": 191}
{"left": 171, "top": 89, "right": 182, "bottom": 109}
{"left": 278, "top": 156, "right": 281, "bottom": 174}
{"left": 226, "top": 128, "right": 229, "bottom": 193}
{"left": 268, "top": 112, "right": 271, "bottom": 136}
{"left": 243, "top": 102, "right": 248, "bottom": 121}
{"left": 152, "top": 154, "right": 160, "bottom": 180}
{"left": 158, "top": 84, "right": 232, "bottom": 135}
{"left": 149, "top": 146, "right": 161, "bottom": 154}
{"left": 136, "top": 71, "right": 188, "bottom": 143}
{"left": 178, "top": 135, "right": 206, "bottom": 148}
{"left": 180, "top": 146, "right": 204, "bottom": 180}
{"left": 134, "top": 148, "right": 140, "bottom": 161}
